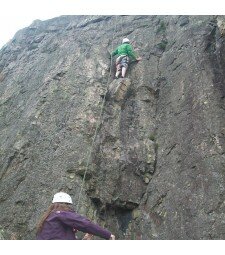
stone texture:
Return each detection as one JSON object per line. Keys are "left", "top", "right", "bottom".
{"left": 0, "top": 15, "right": 225, "bottom": 239}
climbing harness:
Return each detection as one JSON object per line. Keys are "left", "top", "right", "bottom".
{"left": 116, "top": 55, "right": 129, "bottom": 68}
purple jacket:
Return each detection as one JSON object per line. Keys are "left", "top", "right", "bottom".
{"left": 36, "top": 210, "right": 111, "bottom": 240}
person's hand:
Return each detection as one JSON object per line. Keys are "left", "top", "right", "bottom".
{"left": 110, "top": 234, "right": 115, "bottom": 240}
{"left": 136, "top": 57, "right": 142, "bottom": 61}
{"left": 83, "top": 233, "right": 94, "bottom": 240}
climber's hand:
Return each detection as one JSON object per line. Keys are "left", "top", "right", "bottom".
{"left": 136, "top": 57, "right": 142, "bottom": 61}
{"left": 83, "top": 233, "right": 94, "bottom": 240}
{"left": 110, "top": 234, "right": 116, "bottom": 240}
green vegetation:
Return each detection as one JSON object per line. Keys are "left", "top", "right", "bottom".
{"left": 158, "top": 39, "right": 168, "bottom": 51}
{"left": 149, "top": 134, "right": 156, "bottom": 141}
{"left": 157, "top": 21, "right": 167, "bottom": 34}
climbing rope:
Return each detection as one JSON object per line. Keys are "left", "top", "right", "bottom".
{"left": 77, "top": 16, "right": 118, "bottom": 212}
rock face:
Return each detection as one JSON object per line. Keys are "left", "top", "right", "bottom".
{"left": 0, "top": 15, "right": 225, "bottom": 239}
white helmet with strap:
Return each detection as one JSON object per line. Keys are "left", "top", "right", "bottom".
{"left": 52, "top": 192, "right": 73, "bottom": 204}
{"left": 122, "top": 38, "right": 130, "bottom": 44}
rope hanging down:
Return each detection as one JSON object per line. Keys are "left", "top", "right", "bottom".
{"left": 77, "top": 16, "right": 118, "bottom": 211}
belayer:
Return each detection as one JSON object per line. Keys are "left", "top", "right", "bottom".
{"left": 36, "top": 192, "right": 115, "bottom": 240}
{"left": 111, "top": 38, "right": 142, "bottom": 79}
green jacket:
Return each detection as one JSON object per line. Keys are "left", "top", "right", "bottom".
{"left": 112, "top": 43, "right": 137, "bottom": 60}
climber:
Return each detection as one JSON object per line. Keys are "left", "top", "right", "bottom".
{"left": 36, "top": 191, "right": 116, "bottom": 240}
{"left": 111, "top": 38, "right": 142, "bottom": 79}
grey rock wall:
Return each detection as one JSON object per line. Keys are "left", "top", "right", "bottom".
{"left": 0, "top": 15, "right": 225, "bottom": 239}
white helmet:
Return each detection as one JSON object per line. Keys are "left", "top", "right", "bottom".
{"left": 52, "top": 192, "right": 73, "bottom": 204}
{"left": 122, "top": 38, "right": 130, "bottom": 44}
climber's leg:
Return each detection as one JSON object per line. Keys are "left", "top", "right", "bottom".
{"left": 121, "top": 66, "right": 127, "bottom": 78}
{"left": 115, "top": 63, "right": 121, "bottom": 78}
